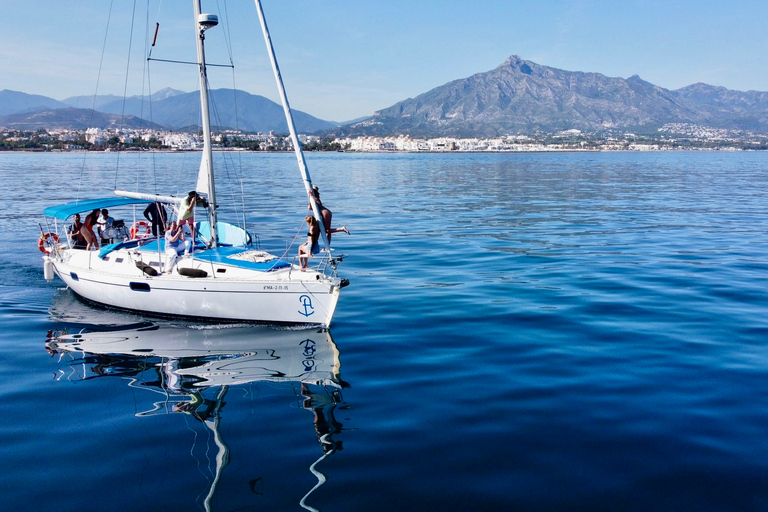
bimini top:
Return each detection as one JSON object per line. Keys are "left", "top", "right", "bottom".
{"left": 44, "top": 197, "right": 154, "bottom": 220}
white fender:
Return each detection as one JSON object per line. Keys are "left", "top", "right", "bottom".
{"left": 43, "top": 256, "right": 54, "bottom": 282}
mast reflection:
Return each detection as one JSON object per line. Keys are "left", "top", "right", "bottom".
{"left": 46, "top": 322, "right": 350, "bottom": 511}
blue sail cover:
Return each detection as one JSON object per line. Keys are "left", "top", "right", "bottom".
{"left": 44, "top": 197, "right": 154, "bottom": 220}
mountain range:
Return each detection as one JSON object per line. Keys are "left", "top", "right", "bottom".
{"left": 340, "top": 56, "right": 768, "bottom": 138}
{"left": 0, "top": 87, "right": 338, "bottom": 134}
{"left": 3, "top": 55, "right": 768, "bottom": 137}
{"left": 0, "top": 107, "right": 163, "bottom": 131}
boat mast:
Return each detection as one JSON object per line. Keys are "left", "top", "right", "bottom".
{"left": 194, "top": 0, "right": 218, "bottom": 248}
{"left": 254, "top": 0, "right": 331, "bottom": 252}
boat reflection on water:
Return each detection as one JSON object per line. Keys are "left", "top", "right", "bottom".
{"left": 45, "top": 321, "right": 350, "bottom": 512}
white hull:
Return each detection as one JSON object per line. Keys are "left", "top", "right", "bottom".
{"left": 47, "top": 247, "right": 342, "bottom": 327}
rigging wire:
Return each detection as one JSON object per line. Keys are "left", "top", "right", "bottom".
{"left": 79, "top": 0, "right": 116, "bottom": 202}
{"left": 146, "top": 0, "right": 197, "bottom": 200}
{"left": 216, "top": 0, "right": 236, "bottom": 66}
{"left": 227, "top": 51, "right": 249, "bottom": 237}
{"left": 211, "top": 0, "right": 249, "bottom": 238}
{"left": 207, "top": 88, "right": 252, "bottom": 247}
{"left": 206, "top": 83, "right": 241, "bottom": 218}
{"left": 114, "top": 0, "right": 139, "bottom": 183}
{"left": 146, "top": 58, "right": 233, "bottom": 68}
{"left": 148, "top": 0, "right": 164, "bottom": 59}
{"left": 139, "top": 0, "right": 159, "bottom": 194}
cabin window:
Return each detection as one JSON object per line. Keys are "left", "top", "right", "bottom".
{"left": 70, "top": 272, "right": 79, "bottom": 281}
{"left": 217, "top": 268, "right": 227, "bottom": 273}
{"left": 115, "top": 258, "right": 124, "bottom": 263}
{"left": 129, "top": 282, "right": 151, "bottom": 292}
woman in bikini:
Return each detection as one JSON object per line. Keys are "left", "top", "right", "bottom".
{"left": 80, "top": 209, "right": 101, "bottom": 251}
{"left": 298, "top": 215, "right": 320, "bottom": 270}
{"left": 308, "top": 186, "right": 350, "bottom": 244}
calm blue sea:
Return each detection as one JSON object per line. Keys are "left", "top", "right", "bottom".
{"left": 1, "top": 150, "right": 767, "bottom": 511}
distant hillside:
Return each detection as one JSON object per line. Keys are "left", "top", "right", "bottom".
{"left": 673, "top": 83, "right": 768, "bottom": 132}
{"left": 61, "top": 88, "right": 186, "bottom": 110}
{"left": 340, "top": 56, "right": 768, "bottom": 137}
{"left": 0, "top": 90, "right": 68, "bottom": 117}
{"left": 0, "top": 108, "right": 164, "bottom": 130}
{"left": 95, "top": 89, "right": 338, "bottom": 133}
{"left": 0, "top": 89, "right": 337, "bottom": 134}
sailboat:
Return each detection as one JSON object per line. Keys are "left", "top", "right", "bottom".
{"left": 39, "top": 0, "right": 348, "bottom": 327}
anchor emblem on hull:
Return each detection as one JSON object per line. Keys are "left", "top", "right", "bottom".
{"left": 298, "top": 295, "right": 315, "bottom": 317}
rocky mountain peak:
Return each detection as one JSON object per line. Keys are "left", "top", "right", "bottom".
{"left": 501, "top": 55, "right": 535, "bottom": 75}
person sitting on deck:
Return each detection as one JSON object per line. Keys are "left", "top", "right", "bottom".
{"left": 308, "top": 185, "right": 350, "bottom": 244}
{"left": 164, "top": 220, "right": 190, "bottom": 274}
{"left": 298, "top": 215, "right": 320, "bottom": 271}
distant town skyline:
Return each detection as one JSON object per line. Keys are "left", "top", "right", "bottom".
{"left": 5, "top": 0, "right": 768, "bottom": 122}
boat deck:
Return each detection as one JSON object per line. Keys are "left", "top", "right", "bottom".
{"left": 100, "top": 238, "right": 291, "bottom": 272}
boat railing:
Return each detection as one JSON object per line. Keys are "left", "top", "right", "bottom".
{"left": 286, "top": 249, "right": 345, "bottom": 279}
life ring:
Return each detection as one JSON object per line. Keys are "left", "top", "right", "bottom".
{"left": 38, "top": 233, "right": 60, "bottom": 254}
{"left": 130, "top": 221, "right": 152, "bottom": 239}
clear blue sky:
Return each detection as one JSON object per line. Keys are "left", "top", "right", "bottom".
{"left": 4, "top": 0, "right": 768, "bottom": 122}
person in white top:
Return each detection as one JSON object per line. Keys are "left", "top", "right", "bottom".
{"left": 97, "top": 208, "right": 115, "bottom": 243}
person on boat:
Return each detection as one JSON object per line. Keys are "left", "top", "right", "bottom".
{"left": 308, "top": 185, "right": 350, "bottom": 244}
{"left": 80, "top": 209, "right": 100, "bottom": 251}
{"left": 298, "top": 215, "right": 320, "bottom": 271}
{"left": 164, "top": 220, "right": 189, "bottom": 274}
{"left": 68, "top": 213, "right": 86, "bottom": 249}
{"left": 178, "top": 191, "right": 201, "bottom": 248}
{"left": 97, "top": 208, "right": 115, "bottom": 243}
{"left": 143, "top": 202, "right": 167, "bottom": 237}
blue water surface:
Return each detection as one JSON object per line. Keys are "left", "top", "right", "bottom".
{"left": 1, "top": 150, "right": 767, "bottom": 511}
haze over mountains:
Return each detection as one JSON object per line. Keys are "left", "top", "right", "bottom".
{"left": 0, "top": 88, "right": 337, "bottom": 133}
{"left": 3, "top": 55, "right": 768, "bottom": 137}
